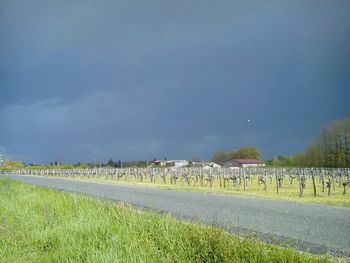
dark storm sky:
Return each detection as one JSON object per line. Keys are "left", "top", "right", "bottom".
{"left": 1, "top": 1, "right": 349, "bottom": 163}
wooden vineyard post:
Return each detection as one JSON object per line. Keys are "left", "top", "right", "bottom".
{"left": 233, "top": 170, "right": 237, "bottom": 187}
{"left": 258, "top": 174, "right": 267, "bottom": 191}
{"left": 299, "top": 175, "right": 306, "bottom": 197}
{"left": 140, "top": 170, "right": 143, "bottom": 182}
{"left": 290, "top": 175, "right": 295, "bottom": 184}
{"left": 322, "top": 176, "right": 325, "bottom": 193}
{"left": 200, "top": 169, "right": 203, "bottom": 187}
{"left": 210, "top": 169, "right": 214, "bottom": 188}
{"left": 207, "top": 174, "right": 212, "bottom": 188}
{"left": 311, "top": 169, "right": 317, "bottom": 197}
{"left": 238, "top": 169, "right": 241, "bottom": 186}
{"left": 275, "top": 169, "right": 279, "bottom": 194}
{"left": 243, "top": 170, "right": 246, "bottom": 191}
{"left": 326, "top": 178, "right": 331, "bottom": 196}
{"left": 161, "top": 170, "right": 167, "bottom": 184}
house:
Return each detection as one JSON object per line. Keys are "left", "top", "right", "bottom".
{"left": 168, "top": 160, "right": 189, "bottom": 168}
{"left": 224, "top": 159, "right": 265, "bottom": 168}
{"left": 153, "top": 160, "right": 168, "bottom": 167}
{"left": 154, "top": 160, "right": 189, "bottom": 168}
{"left": 192, "top": 161, "right": 221, "bottom": 169}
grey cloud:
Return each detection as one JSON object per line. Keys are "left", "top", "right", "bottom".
{"left": 1, "top": 0, "right": 350, "bottom": 163}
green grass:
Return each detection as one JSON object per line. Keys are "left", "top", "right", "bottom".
{"left": 35, "top": 174, "right": 350, "bottom": 208}
{"left": 0, "top": 179, "right": 337, "bottom": 262}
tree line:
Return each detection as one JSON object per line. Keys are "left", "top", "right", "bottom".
{"left": 211, "top": 147, "right": 261, "bottom": 164}
{"left": 297, "top": 118, "right": 350, "bottom": 167}
{"left": 266, "top": 119, "right": 350, "bottom": 167}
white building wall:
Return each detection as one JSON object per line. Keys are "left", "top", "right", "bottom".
{"left": 173, "top": 160, "right": 189, "bottom": 168}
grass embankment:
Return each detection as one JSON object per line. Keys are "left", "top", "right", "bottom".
{"left": 0, "top": 179, "right": 334, "bottom": 262}
{"left": 42, "top": 174, "right": 350, "bottom": 207}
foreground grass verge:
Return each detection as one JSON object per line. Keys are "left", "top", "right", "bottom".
{"left": 0, "top": 179, "right": 335, "bottom": 262}
{"left": 34, "top": 174, "right": 350, "bottom": 208}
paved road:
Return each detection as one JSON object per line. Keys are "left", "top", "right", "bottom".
{"left": 7, "top": 175, "right": 350, "bottom": 257}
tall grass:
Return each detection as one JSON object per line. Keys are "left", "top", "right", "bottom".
{"left": 0, "top": 179, "right": 334, "bottom": 262}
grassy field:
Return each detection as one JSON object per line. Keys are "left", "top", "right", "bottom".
{"left": 36, "top": 173, "right": 350, "bottom": 207}
{"left": 0, "top": 179, "right": 337, "bottom": 262}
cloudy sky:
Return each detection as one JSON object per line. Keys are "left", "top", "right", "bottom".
{"left": 1, "top": 0, "right": 349, "bottom": 164}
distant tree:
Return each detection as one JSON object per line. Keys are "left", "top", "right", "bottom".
{"left": 232, "top": 147, "right": 261, "bottom": 160}
{"left": 107, "top": 159, "right": 115, "bottom": 167}
{"left": 211, "top": 146, "right": 261, "bottom": 164}
{"left": 73, "top": 162, "right": 81, "bottom": 167}
{"left": 211, "top": 151, "right": 227, "bottom": 164}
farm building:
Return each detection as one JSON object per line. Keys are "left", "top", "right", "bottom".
{"left": 153, "top": 160, "right": 189, "bottom": 168}
{"left": 224, "top": 159, "right": 265, "bottom": 168}
{"left": 192, "top": 161, "right": 221, "bottom": 169}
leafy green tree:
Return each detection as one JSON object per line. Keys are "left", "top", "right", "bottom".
{"left": 211, "top": 147, "right": 261, "bottom": 164}
{"left": 232, "top": 147, "right": 261, "bottom": 160}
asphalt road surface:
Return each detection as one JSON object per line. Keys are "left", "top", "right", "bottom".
{"left": 7, "top": 175, "right": 350, "bottom": 257}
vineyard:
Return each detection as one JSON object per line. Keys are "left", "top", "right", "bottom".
{"left": 3, "top": 167, "right": 350, "bottom": 198}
